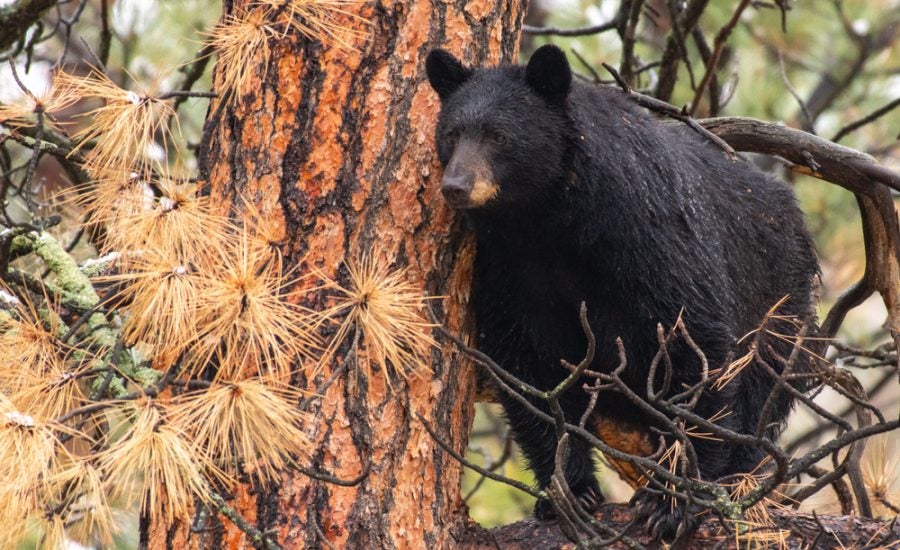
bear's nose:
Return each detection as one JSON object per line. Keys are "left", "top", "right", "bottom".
{"left": 441, "top": 176, "right": 471, "bottom": 207}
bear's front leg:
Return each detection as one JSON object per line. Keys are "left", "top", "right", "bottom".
{"left": 629, "top": 398, "right": 742, "bottom": 541}
{"left": 630, "top": 484, "right": 708, "bottom": 542}
{"left": 499, "top": 390, "right": 604, "bottom": 520}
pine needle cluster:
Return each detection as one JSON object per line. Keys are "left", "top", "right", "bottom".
{"left": 205, "top": 1, "right": 368, "bottom": 99}
{"left": 728, "top": 461, "right": 791, "bottom": 528}
{"left": 0, "top": 398, "right": 62, "bottom": 500}
{"left": 205, "top": 10, "right": 277, "bottom": 100}
{"left": 56, "top": 69, "right": 181, "bottom": 175}
{"left": 103, "top": 178, "right": 231, "bottom": 260}
{"left": 97, "top": 401, "right": 223, "bottom": 525}
{"left": 713, "top": 296, "right": 821, "bottom": 390}
{"left": 861, "top": 435, "right": 900, "bottom": 517}
{"left": 0, "top": 288, "right": 89, "bottom": 421}
{"left": 62, "top": 168, "right": 148, "bottom": 233}
{"left": 97, "top": 246, "right": 207, "bottom": 358}
{"left": 171, "top": 379, "right": 312, "bottom": 485}
{"left": 318, "top": 254, "right": 438, "bottom": 386}
{"left": 257, "top": 0, "right": 369, "bottom": 50}
{"left": 0, "top": 397, "right": 81, "bottom": 545}
{"left": 96, "top": 220, "right": 319, "bottom": 378}
{"left": 0, "top": 71, "right": 80, "bottom": 130}
{"left": 726, "top": 464, "right": 792, "bottom": 549}
{"left": 189, "top": 228, "right": 320, "bottom": 380}
{"left": 46, "top": 459, "right": 116, "bottom": 546}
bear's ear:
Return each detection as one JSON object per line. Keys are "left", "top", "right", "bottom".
{"left": 426, "top": 49, "right": 472, "bottom": 101}
{"left": 525, "top": 44, "right": 571, "bottom": 102}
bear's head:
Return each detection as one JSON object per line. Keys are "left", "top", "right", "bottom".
{"left": 425, "top": 45, "right": 572, "bottom": 211}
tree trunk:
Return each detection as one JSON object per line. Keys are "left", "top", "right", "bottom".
{"left": 145, "top": 0, "right": 525, "bottom": 548}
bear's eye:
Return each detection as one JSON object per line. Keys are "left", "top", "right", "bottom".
{"left": 491, "top": 133, "right": 508, "bottom": 146}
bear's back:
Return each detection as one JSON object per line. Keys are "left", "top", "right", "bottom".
{"left": 562, "top": 82, "right": 818, "bottom": 339}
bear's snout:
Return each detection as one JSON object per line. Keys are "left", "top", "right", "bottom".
{"left": 441, "top": 174, "right": 472, "bottom": 207}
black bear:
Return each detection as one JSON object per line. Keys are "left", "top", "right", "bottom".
{"left": 426, "top": 45, "right": 819, "bottom": 538}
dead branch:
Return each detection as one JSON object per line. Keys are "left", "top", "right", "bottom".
{"left": 0, "top": 0, "right": 57, "bottom": 52}
{"left": 697, "top": 116, "right": 900, "bottom": 194}
{"left": 457, "top": 506, "right": 900, "bottom": 549}
{"left": 688, "top": 0, "right": 751, "bottom": 115}
{"left": 522, "top": 17, "right": 621, "bottom": 37}
{"left": 434, "top": 294, "right": 898, "bottom": 547}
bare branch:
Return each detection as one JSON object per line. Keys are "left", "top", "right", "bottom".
{"left": 603, "top": 63, "right": 736, "bottom": 156}
{"left": 0, "top": 0, "right": 57, "bottom": 52}
{"left": 698, "top": 116, "right": 900, "bottom": 194}
{"left": 689, "top": 0, "right": 751, "bottom": 115}
{"left": 418, "top": 413, "right": 541, "bottom": 499}
{"left": 832, "top": 97, "right": 900, "bottom": 143}
{"left": 522, "top": 17, "right": 620, "bottom": 37}
{"left": 655, "top": 0, "right": 710, "bottom": 101}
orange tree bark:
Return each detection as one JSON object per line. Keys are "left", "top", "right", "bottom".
{"left": 144, "top": 0, "right": 526, "bottom": 548}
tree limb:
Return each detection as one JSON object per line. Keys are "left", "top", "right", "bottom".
{"left": 0, "top": 0, "right": 56, "bottom": 52}
{"left": 458, "top": 506, "right": 900, "bottom": 549}
{"left": 698, "top": 116, "right": 900, "bottom": 195}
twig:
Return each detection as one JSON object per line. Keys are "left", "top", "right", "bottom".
{"left": 689, "top": 0, "right": 751, "bottom": 115}
{"left": 788, "top": 464, "right": 854, "bottom": 513}
{"left": 546, "top": 435, "right": 647, "bottom": 549}
{"left": 800, "top": 11, "right": 900, "bottom": 130}
{"left": 173, "top": 43, "right": 215, "bottom": 112}
{"left": 0, "top": 0, "right": 57, "bottom": 52}
{"left": 431, "top": 315, "right": 691, "bottom": 489}
{"left": 463, "top": 432, "right": 514, "bottom": 501}
{"left": 292, "top": 460, "right": 371, "bottom": 487}
{"left": 570, "top": 49, "right": 602, "bottom": 84}
{"left": 418, "top": 413, "right": 541, "bottom": 498}
{"left": 655, "top": 0, "right": 710, "bottom": 102}
{"left": 158, "top": 90, "right": 218, "bottom": 101}
{"left": 785, "top": 369, "right": 896, "bottom": 454}
{"left": 690, "top": 27, "right": 720, "bottom": 115}
{"left": 197, "top": 95, "right": 229, "bottom": 182}
{"left": 522, "top": 18, "right": 620, "bottom": 37}
{"left": 432, "top": 308, "right": 718, "bottom": 494}
{"left": 298, "top": 327, "right": 359, "bottom": 411}
{"left": 832, "top": 97, "right": 900, "bottom": 143}
{"left": 745, "top": 418, "right": 900, "bottom": 508}
{"left": 603, "top": 63, "right": 737, "bottom": 157}
{"left": 618, "top": 0, "right": 646, "bottom": 87}
{"left": 313, "top": 522, "right": 338, "bottom": 550}
{"left": 98, "top": 0, "right": 111, "bottom": 68}
{"left": 549, "top": 302, "right": 595, "bottom": 401}
{"left": 755, "top": 324, "right": 809, "bottom": 437}
{"left": 209, "top": 491, "right": 282, "bottom": 550}
{"left": 821, "top": 281, "right": 873, "bottom": 342}
{"left": 778, "top": 51, "right": 814, "bottom": 132}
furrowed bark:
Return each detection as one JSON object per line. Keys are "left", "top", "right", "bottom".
{"left": 145, "top": 1, "right": 526, "bottom": 548}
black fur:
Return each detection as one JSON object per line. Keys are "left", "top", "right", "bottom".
{"left": 426, "top": 45, "right": 819, "bottom": 538}
{"left": 426, "top": 49, "right": 473, "bottom": 102}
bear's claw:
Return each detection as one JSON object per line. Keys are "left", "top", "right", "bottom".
{"left": 630, "top": 488, "right": 702, "bottom": 542}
